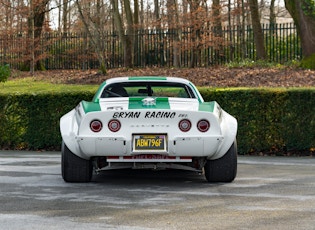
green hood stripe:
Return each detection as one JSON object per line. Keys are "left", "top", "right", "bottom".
{"left": 128, "top": 97, "right": 170, "bottom": 109}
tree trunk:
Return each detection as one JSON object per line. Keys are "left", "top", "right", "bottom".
{"left": 212, "top": 0, "right": 224, "bottom": 64}
{"left": 26, "top": 0, "right": 50, "bottom": 72}
{"left": 236, "top": 0, "right": 246, "bottom": 59}
{"left": 134, "top": 0, "right": 140, "bottom": 66}
{"left": 167, "top": 0, "right": 181, "bottom": 67}
{"left": 269, "top": 0, "right": 276, "bottom": 26}
{"left": 123, "top": 0, "right": 134, "bottom": 67}
{"left": 154, "top": 0, "right": 161, "bottom": 29}
{"left": 62, "top": 0, "right": 68, "bottom": 33}
{"left": 212, "top": 0, "right": 222, "bottom": 34}
{"left": 248, "top": 0, "right": 267, "bottom": 60}
{"left": 111, "top": 0, "right": 134, "bottom": 67}
{"left": 284, "top": 0, "right": 315, "bottom": 58}
{"left": 187, "top": 0, "right": 202, "bottom": 68}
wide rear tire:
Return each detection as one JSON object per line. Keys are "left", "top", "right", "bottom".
{"left": 204, "top": 140, "right": 237, "bottom": 183}
{"left": 61, "top": 141, "right": 93, "bottom": 182}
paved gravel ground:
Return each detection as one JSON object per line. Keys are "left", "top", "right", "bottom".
{"left": 1, "top": 151, "right": 315, "bottom": 230}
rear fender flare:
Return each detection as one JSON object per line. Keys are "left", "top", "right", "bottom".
{"left": 210, "top": 110, "right": 237, "bottom": 160}
{"left": 60, "top": 109, "right": 85, "bottom": 158}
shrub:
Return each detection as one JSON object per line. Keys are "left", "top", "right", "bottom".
{"left": 0, "top": 88, "right": 314, "bottom": 155}
{"left": 199, "top": 87, "right": 315, "bottom": 154}
{"left": 0, "top": 65, "right": 11, "bottom": 83}
{"left": 300, "top": 53, "right": 315, "bottom": 70}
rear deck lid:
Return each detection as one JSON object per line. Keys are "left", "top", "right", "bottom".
{"left": 99, "top": 97, "right": 200, "bottom": 111}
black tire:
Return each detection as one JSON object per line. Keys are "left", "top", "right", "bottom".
{"left": 204, "top": 140, "right": 237, "bottom": 183}
{"left": 61, "top": 141, "right": 93, "bottom": 182}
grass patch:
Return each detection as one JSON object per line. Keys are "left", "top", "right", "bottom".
{"left": 0, "top": 77, "right": 98, "bottom": 94}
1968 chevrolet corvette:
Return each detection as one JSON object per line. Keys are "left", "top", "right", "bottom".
{"left": 60, "top": 76, "right": 238, "bottom": 183}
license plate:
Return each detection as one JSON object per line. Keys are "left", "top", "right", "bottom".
{"left": 133, "top": 134, "right": 167, "bottom": 152}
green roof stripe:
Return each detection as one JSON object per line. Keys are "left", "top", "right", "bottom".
{"left": 92, "top": 81, "right": 106, "bottom": 102}
{"left": 189, "top": 82, "right": 202, "bottom": 103}
{"left": 128, "top": 76, "right": 167, "bottom": 81}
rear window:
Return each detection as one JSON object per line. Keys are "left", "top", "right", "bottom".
{"left": 101, "top": 82, "right": 196, "bottom": 99}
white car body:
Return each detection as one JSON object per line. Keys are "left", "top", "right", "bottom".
{"left": 60, "top": 76, "right": 238, "bottom": 183}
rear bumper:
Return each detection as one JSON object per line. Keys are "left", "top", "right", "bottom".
{"left": 76, "top": 135, "right": 224, "bottom": 159}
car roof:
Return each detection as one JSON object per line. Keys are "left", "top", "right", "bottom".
{"left": 104, "top": 76, "right": 193, "bottom": 85}
{"left": 92, "top": 76, "right": 203, "bottom": 103}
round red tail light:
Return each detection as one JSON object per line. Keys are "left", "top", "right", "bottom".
{"left": 178, "top": 119, "right": 191, "bottom": 132}
{"left": 108, "top": 119, "right": 121, "bottom": 132}
{"left": 197, "top": 119, "right": 210, "bottom": 132}
{"left": 90, "top": 120, "right": 102, "bottom": 132}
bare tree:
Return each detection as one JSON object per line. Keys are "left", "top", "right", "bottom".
{"left": 269, "top": 0, "right": 276, "bottom": 26}
{"left": 284, "top": 0, "right": 315, "bottom": 67}
{"left": 111, "top": 0, "right": 135, "bottom": 67}
{"left": 212, "top": 0, "right": 222, "bottom": 30}
{"left": 124, "top": 0, "right": 134, "bottom": 67}
{"left": 1, "top": 0, "right": 13, "bottom": 32}
{"left": 75, "top": 0, "right": 107, "bottom": 73}
{"left": 62, "top": 0, "right": 69, "bottom": 33}
{"left": 167, "top": 0, "right": 181, "bottom": 67}
{"left": 186, "top": 0, "right": 204, "bottom": 68}
{"left": 0, "top": 0, "right": 49, "bottom": 71}
{"left": 154, "top": 0, "right": 160, "bottom": 28}
{"left": 248, "top": 0, "right": 266, "bottom": 60}
{"left": 26, "top": 0, "right": 50, "bottom": 72}
{"left": 212, "top": 0, "right": 224, "bottom": 63}
{"left": 235, "top": 0, "right": 247, "bottom": 59}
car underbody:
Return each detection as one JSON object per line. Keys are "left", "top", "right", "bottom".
{"left": 92, "top": 156, "right": 207, "bottom": 173}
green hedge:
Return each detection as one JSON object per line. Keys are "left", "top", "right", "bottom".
{"left": 0, "top": 92, "right": 93, "bottom": 150}
{"left": 200, "top": 88, "right": 315, "bottom": 154}
{"left": 0, "top": 89, "right": 314, "bottom": 154}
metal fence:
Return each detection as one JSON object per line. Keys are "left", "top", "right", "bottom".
{"left": 0, "top": 23, "right": 301, "bottom": 70}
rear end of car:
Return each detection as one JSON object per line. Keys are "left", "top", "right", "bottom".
{"left": 60, "top": 77, "right": 237, "bottom": 183}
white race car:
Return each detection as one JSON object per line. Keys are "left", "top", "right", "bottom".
{"left": 60, "top": 76, "right": 238, "bottom": 183}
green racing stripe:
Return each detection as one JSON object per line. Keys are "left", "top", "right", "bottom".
{"left": 92, "top": 81, "right": 106, "bottom": 102}
{"left": 128, "top": 97, "right": 170, "bottom": 109}
{"left": 82, "top": 97, "right": 171, "bottom": 113}
{"left": 81, "top": 101, "right": 101, "bottom": 113}
{"left": 82, "top": 97, "right": 215, "bottom": 113}
{"left": 128, "top": 76, "right": 167, "bottom": 81}
{"left": 198, "top": 101, "right": 215, "bottom": 112}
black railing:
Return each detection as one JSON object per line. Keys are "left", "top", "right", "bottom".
{"left": 0, "top": 23, "right": 301, "bottom": 70}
